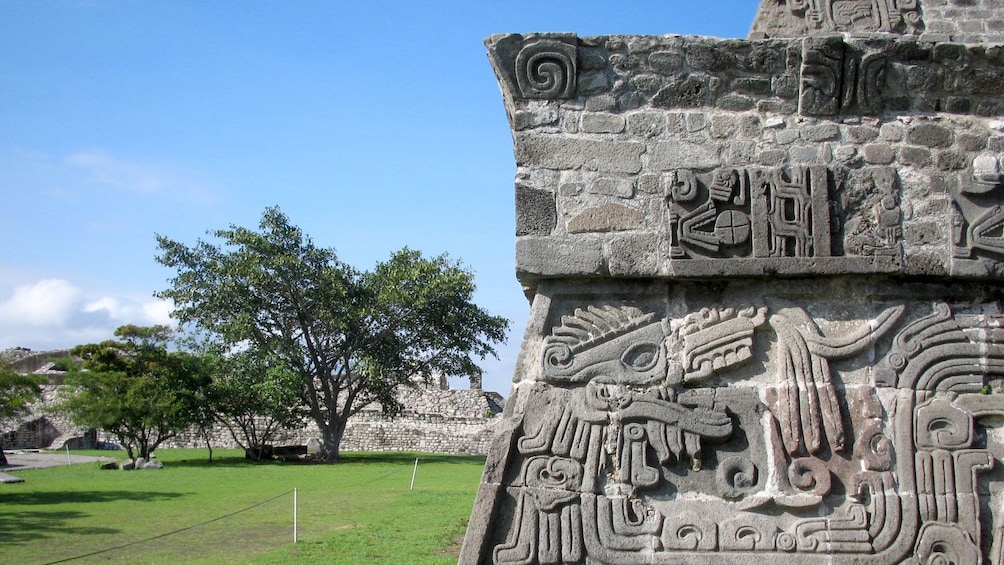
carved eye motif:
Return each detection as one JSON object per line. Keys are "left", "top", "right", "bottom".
{"left": 621, "top": 342, "right": 660, "bottom": 372}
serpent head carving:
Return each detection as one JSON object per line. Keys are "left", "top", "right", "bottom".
{"left": 541, "top": 305, "right": 667, "bottom": 385}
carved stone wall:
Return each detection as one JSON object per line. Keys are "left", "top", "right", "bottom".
{"left": 462, "top": 1, "right": 1004, "bottom": 563}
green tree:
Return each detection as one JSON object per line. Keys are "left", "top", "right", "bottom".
{"left": 59, "top": 325, "right": 213, "bottom": 461}
{"left": 0, "top": 361, "right": 46, "bottom": 465}
{"left": 156, "top": 206, "right": 508, "bottom": 461}
{"left": 210, "top": 351, "right": 306, "bottom": 459}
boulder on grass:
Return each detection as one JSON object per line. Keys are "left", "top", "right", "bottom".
{"left": 306, "top": 438, "right": 321, "bottom": 454}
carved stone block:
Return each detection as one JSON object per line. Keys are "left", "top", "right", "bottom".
{"left": 462, "top": 282, "right": 1004, "bottom": 564}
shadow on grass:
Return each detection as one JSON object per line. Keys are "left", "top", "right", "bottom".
{"left": 338, "top": 453, "right": 487, "bottom": 466}
{"left": 0, "top": 489, "right": 185, "bottom": 506}
{"left": 1, "top": 490, "right": 186, "bottom": 545}
{"left": 0, "top": 509, "right": 120, "bottom": 544}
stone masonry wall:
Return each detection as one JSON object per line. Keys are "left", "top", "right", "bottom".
{"left": 461, "top": 2, "right": 1004, "bottom": 563}
{"left": 2, "top": 358, "right": 505, "bottom": 456}
{"left": 158, "top": 387, "right": 505, "bottom": 455}
{"left": 501, "top": 32, "right": 1004, "bottom": 293}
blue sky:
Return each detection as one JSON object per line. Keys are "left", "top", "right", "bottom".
{"left": 0, "top": 0, "right": 756, "bottom": 394}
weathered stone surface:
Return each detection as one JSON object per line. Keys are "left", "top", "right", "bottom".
{"left": 515, "top": 236, "right": 605, "bottom": 278}
{"left": 587, "top": 177, "right": 633, "bottom": 198}
{"left": 863, "top": 143, "right": 896, "bottom": 164}
{"left": 567, "top": 204, "right": 644, "bottom": 233}
{"left": 580, "top": 113, "right": 625, "bottom": 133}
{"left": 803, "top": 123, "right": 840, "bottom": 142}
{"left": 472, "top": 2, "right": 1004, "bottom": 562}
{"left": 462, "top": 279, "right": 1004, "bottom": 564}
{"left": 649, "top": 141, "right": 720, "bottom": 170}
{"left": 514, "top": 187, "right": 556, "bottom": 236}
{"left": 907, "top": 123, "right": 955, "bottom": 148}
{"left": 514, "top": 134, "right": 644, "bottom": 174}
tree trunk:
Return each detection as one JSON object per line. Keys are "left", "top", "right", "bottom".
{"left": 0, "top": 438, "right": 7, "bottom": 466}
{"left": 318, "top": 418, "right": 347, "bottom": 462}
{"left": 201, "top": 425, "right": 213, "bottom": 463}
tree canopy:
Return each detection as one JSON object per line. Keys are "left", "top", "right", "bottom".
{"left": 209, "top": 350, "right": 307, "bottom": 459}
{"left": 155, "top": 206, "right": 508, "bottom": 461}
{"left": 59, "top": 325, "right": 214, "bottom": 461}
{"left": 0, "top": 360, "right": 46, "bottom": 465}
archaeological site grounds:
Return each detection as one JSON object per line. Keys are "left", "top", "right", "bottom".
{"left": 8, "top": 1, "right": 1004, "bottom": 564}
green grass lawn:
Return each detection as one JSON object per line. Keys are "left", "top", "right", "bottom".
{"left": 0, "top": 449, "right": 485, "bottom": 564}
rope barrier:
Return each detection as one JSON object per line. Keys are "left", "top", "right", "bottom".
{"left": 40, "top": 460, "right": 413, "bottom": 564}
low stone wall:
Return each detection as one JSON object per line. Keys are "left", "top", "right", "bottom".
{"left": 6, "top": 381, "right": 505, "bottom": 456}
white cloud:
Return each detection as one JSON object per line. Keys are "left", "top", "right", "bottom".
{"left": 0, "top": 279, "right": 83, "bottom": 327}
{"left": 84, "top": 295, "right": 174, "bottom": 327}
{"left": 67, "top": 151, "right": 169, "bottom": 194}
{"left": 142, "top": 299, "right": 175, "bottom": 326}
{"left": 0, "top": 278, "right": 175, "bottom": 351}
{"left": 65, "top": 150, "right": 220, "bottom": 205}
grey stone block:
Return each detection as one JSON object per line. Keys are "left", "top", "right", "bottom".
{"left": 515, "top": 186, "right": 557, "bottom": 236}
{"left": 628, "top": 112, "right": 665, "bottom": 137}
{"left": 649, "top": 141, "right": 720, "bottom": 170}
{"left": 802, "top": 123, "right": 841, "bottom": 142}
{"left": 907, "top": 123, "right": 955, "bottom": 148}
{"left": 580, "top": 113, "right": 626, "bottom": 133}
{"left": 587, "top": 177, "right": 634, "bottom": 198}
{"left": 567, "top": 204, "right": 645, "bottom": 233}
{"left": 863, "top": 143, "right": 896, "bottom": 164}
{"left": 515, "top": 133, "right": 644, "bottom": 174}
{"left": 899, "top": 145, "right": 933, "bottom": 166}
{"left": 515, "top": 236, "right": 605, "bottom": 277}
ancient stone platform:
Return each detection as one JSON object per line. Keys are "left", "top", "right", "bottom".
{"left": 461, "top": 1, "right": 1004, "bottom": 563}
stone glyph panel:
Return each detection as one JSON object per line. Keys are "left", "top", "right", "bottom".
{"left": 460, "top": 280, "right": 1004, "bottom": 563}
{"left": 750, "top": 0, "right": 1004, "bottom": 43}
{"left": 487, "top": 32, "right": 1004, "bottom": 294}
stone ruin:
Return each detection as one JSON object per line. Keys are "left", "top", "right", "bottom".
{"left": 2, "top": 348, "right": 504, "bottom": 456}
{"left": 460, "top": 1, "right": 1004, "bottom": 563}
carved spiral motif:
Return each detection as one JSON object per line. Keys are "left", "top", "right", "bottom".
{"left": 776, "top": 531, "right": 797, "bottom": 552}
{"left": 866, "top": 431, "right": 894, "bottom": 471}
{"left": 913, "top": 523, "right": 980, "bottom": 565}
{"left": 669, "top": 170, "right": 699, "bottom": 203}
{"left": 624, "top": 422, "right": 646, "bottom": 441}
{"left": 542, "top": 342, "right": 574, "bottom": 371}
{"left": 888, "top": 351, "right": 908, "bottom": 371}
{"left": 788, "top": 457, "right": 832, "bottom": 496}
{"left": 902, "top": 336, "right": 923, "bottom": 356}
{"left": 717, "top": 456, "right": 758, "bottom": 500}
{"left": 673, "top": 525, "right": 705, "bottom": 550}
{"left": 524, "top": 456, "right": 583, "bottom": 491}
{"left": 514, "top": 40, "right": 577, "bottom": 99}
{"left": 897, "top": 0, "right": 922, "bottom": 24}
{"left": 729, "top": 526, "right": 761, "bottom": 549}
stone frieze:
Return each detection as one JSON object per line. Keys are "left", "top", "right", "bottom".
{"left": 460, "top": 281, "right": 1004, "bottom": 563}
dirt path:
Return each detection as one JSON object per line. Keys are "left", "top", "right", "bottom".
{"left": 1, "top": 451, "right": 117, "bottom": 483}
